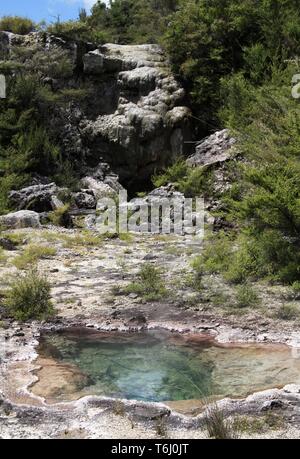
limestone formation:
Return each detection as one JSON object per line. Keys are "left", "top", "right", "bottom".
{"left": 0, "top": 210, "right": 41, "bottom": 229}
{"left": 187, "top": 129, "right": 236, "bottom": 168}
{"left": 9, "top": 183, "right": 65, "bottom": 212}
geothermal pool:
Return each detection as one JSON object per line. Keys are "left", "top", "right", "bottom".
{"left": 35, "top": 328, "right": 300, "bottom": 403}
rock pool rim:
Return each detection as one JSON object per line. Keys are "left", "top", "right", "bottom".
{"left": 31, "top": 325, "right": 300, "bottom": 412}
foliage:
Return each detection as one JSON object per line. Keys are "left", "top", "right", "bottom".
{"left": 13, "top": 245, "right": 57, "bottom": 270}
{"left": 219, "top": 64, "right": 300, "bottom": 284}
{"left": 193, "top": 232, "right": 234, "bottom": 275}
{"left": 153, "top": 159, "right": 188, "bottom": 188}
{"left": 48, "top": 204, "right": 70, "bottom": 227}
{"left": 235, "top": 284, "right": 259, "bottom": 308}
{"left": 0, "top": 43, "right": 82, "bottom": 214}
{"left": 275, "top": 303, "right": 300, "bottom": 321}
{"left": 0, "top": 16, "right": 35, "bottom": 35}
{"left": 4, "top": 269, "right": 54, "bottom": 321}
{"left": 125, "top": 263, "right": 167, "bottom": 301}
{"left": 46, "top": 1, "right": 178, "bottom": 45}
{"left": 164, "top": 0, "right": 300, "bottom": 130}
{"left": 153, "top": 159, "right": 212, "bottom": 198}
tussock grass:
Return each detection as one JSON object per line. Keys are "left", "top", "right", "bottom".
{"left": 204, "top": 404, "right": 239, "bottom": 439}
{"left": 13, "top": 244, "right": 56, "bottom": 269}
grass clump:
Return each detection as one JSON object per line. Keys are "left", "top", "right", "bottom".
{"left": 62, "top": 231, "right": 104, "bottom": 248}
{"left": 235, "top": 284, "right": 259, "bottom": 308}
{"left": 275, "top": 303, "right": 300, "bottom": 321}
{"left": 193, "top": 232, "right": 233, "bottom": 275}
{"left": 233, "top": 413, "right": 284, "bottom": 434}
{"left": 4, "top": 269, "right": 54, "bottom": 321}
{"left": 0, "top": 248, "right": 7, "bottom": 263}
{"left": 13, "top": 244, "right": 56, "bottom": 270}
{"left": 205, "top": 404, "right": 239, "bottom": 440}
{"left": 125, "top": 263, "right": 167, "bottom": 302}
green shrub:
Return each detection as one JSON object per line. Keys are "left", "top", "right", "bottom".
{"left": 47, "top": 20, "right": 94, "bottom": 43}
{"left": 153, "top": 159, "right": 188, "bottom": 188}
{"left": 153, "top": 160, "right": 211, "bottom": 198}
{"left": 179, "top": 167, "right": 212, "bottom": 198}
{"left": 4, "top": 269, "right": 54, "bottom": 321}
{"left": 190, "top": 258, "right": 204, "bottom": 291}
{"left": 125, "top": 263, "right": 167, "bottom": 301}
{"left": 193, "top": 232, "right": 234, "bottom": 275}
{"left": 292, "top": 281, "right": 300, "bottom": 300}
{"left": 0, "top": 248, "right": 6, "bottom": 263}
{"left": 235, "top": 284, "right": 259, "bottom": 308}
{"left": 0, "top": 16, "right": 35, "bottom": 35}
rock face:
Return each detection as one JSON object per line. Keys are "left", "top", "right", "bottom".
{"left": 9, "top": 183, "right": 65, "bottom": 212}
{"left": 0, "top": 210, "right": 41, "bottom": 229}
{"left": 0, "top": 32, "right": 192, "bottom": 192}
{"left": 187, "top": 129, "right": 236, "bottom": 167}
{"left": 81, "top": 44, "right": 191, "bottom": 189}
{"left": 0, "top": 238, "right": 17, "bottom": 251}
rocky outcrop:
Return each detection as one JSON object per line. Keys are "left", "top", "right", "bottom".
{"left": 0, "top": 238, "right": 17, "bottom": 251}
{"left": 9, "top": 183, "right": 65, "bottom": 212}
{"left": 1, "top": 32, "right": 192, "bottom": 192}
{"left": 7, "top": 162, "right": 125, "bottom": 219}
{"left": 0, "top": 210, "right": 41, "bottom": 229}
{"left": 80, "top": 44, "right": 191, "bottom": 189}
{"left": 74, "top": 191, "right": 96, "bottom": 210}
{"left": 187, "top": 129, "right": 236, "bottom": 168}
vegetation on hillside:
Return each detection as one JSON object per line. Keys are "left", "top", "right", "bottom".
{"left": 0, "top": 42, "right": 85, "bottom": 214}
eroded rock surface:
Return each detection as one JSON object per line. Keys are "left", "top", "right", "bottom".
{"left": 187, "top": 129, "right": 236, "bottom": 167}
{"left": 81, "top": 44, "right": 191, "bottom": 188}
{"left": 0, "top": 32, "right": 191, "bottom": 191}
{"left": 0, "top": 210, "right": 41, "bottom": 229}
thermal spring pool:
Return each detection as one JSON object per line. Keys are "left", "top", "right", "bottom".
{"left": 33, "top": 328, "right": 300, "bottom": 405}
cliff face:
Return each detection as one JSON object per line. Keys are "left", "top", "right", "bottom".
{"left": 81, "top": 44, "right": 191, "bottom": 190}
{"left": 0, "top": 32, "right": 191, "bottom": 190}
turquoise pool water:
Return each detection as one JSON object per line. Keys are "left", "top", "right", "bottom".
{"left": 37, "top": 328, "right": 300, "bottom": 402}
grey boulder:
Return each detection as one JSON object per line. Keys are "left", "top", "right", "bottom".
{"left": 0, "top": 210, "right": 41, "bottom": 229}
{"left": 187, "top": 129, "right": 236, "bottom": 167}
{"left": 9, "top": 183, "right": 65, "bottom": 212}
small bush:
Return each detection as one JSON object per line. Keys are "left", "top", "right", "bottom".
{"left": 152, "top": 159, "right": 188, "bottom": 188}
{"left": 125, "top": 263, "right": 167, "bottom": 302}
{"left": 0, "top": 248, "right": 6, "bottom": 263}
{"left": 152, "top": 160, "right": 211, "bottom": 198}
{"left": 275, "top": 304, "right": 300, "bottom": 321}
{"left": 235, "top": 284, "right": 259, "bottom": 308}
{"left": 188, "top": 259, "right": 204, "bottom": 292}
{"left": 193, "top": 232, "right": 233, "bottom": 275}
{"left": 13, "top": 245, "right": 56, "bottom": 270}
{"left": 179, "top": 166, "right": 212, "bottom": 198}
{"left": 0, "top": 16, "right": 35, "bottom": 35}
{"left": 4, "top": 269, "right": 54, "bottom": 321}
{"left": 48, "top": 204, "right": 71, "bottom": 227}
